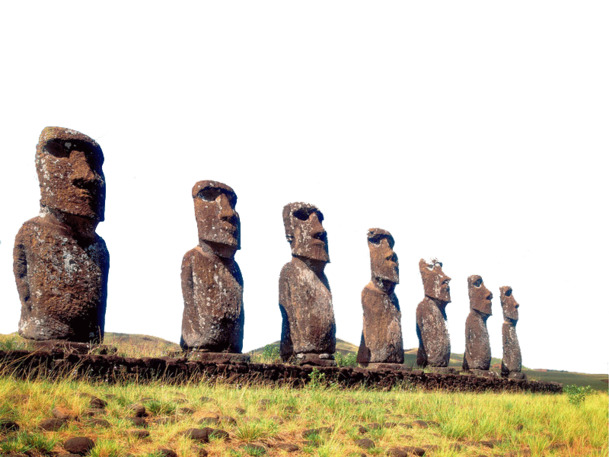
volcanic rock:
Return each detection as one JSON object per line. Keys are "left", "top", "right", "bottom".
{"left": 279, "top": 203, "right": 336, "bottom": 363}
{"left": 463, "top": 275, "right": 493, "bottom": 371}
{"left": 357, "top": 229, "right": 403, "bottom": 366}
{"left": 500, "top": 286, "right": 524, "bottom": 379}
{"left": 416, "top": 259, "right": 452, "bottom": 367}
{"left": 64, "top": 437, "right": 95, "bottom": 455}
{"left": 180, "top": 181, "right": 244, "bottom": 353}
{"left": 14, "top": 127, "right": 108, "bottom": 343}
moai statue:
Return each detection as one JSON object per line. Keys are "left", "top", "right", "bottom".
{"left": 357, "top": 229, "right": 404, "bottom": 369}
{"left": 279, "top": 202, "right": 336, "bottom": 366}
{"left": 13, "top": 127, "right": 109, "bottom": 343}
{"left": 463, "top": 275, "right": 493, "bottom": 374}
{"left": 500, "top": 286, "right": 525, "bottom": 379}
{"left": 416, "top": 259, "right": 452, "bottom": 370}
{"left": 180, "top": 181, "right": 248, "bottom": 363}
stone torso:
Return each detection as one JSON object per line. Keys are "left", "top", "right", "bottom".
{"left": 463, "top": 311, "right": 491, "bottom": 370}
{"left": 14, "top": 216, "right": 109, "bottom": 342}
{"left": 180, "top": 247, "right": 244, "bottom": 352}
{"left": 279, "top": 257, "right": 335, "bottom": 359}
{"left": 501, "top": 321, "right": 521, "bottom": 375}
{"left": 416, "top": 296, "right": 450, "bottom": 367}
{"left": 357, "top": 284, "right": 403, "bottom": 364}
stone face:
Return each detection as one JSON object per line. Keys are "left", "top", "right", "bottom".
{"left": 357, "top": 229, "right": 403, "bottom": 365}
{"left": 500, "top": 286, "right": 523, "bottom": 378}
{"left": 415, "top": 259, "right": 451, "bottom": 367}
{"left": 180, "top": 181, "right": 244, "bottom": 353}
{"left": 463, "top": 275, "right": 493, "bottom": 371}
{"left": 279, "top": 202, "right": 335, "bottom": 362}
{"left": 14, "top": 127, "right": 109, "bottom": 343}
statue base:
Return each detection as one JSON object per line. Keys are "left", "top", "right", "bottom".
{"left": 426, "top": 366, "right": 457, "bottom": 375}
{"left": 362, "top": 363, "right": 411, "bottom": 371}
{"left": 184, "top": 351, "right": 250, "bottom": 364}
{"left": 294, "top": 353, "right": 336, "bottom": 367}
{"left": 503, "top": 371, "right": 527, "bottom": 380}
{"left": 31, "top": 340, "right": 117, "bottom": 355}
{"left": 467, "top": 369, "right": 499, "bottom": 378}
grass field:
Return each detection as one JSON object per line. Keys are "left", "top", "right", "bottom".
{"left": 0, "top": 332, "right": 607, "bottom": 456}
{"left": 0, "top": 377, "right": 607, "bottom": 457}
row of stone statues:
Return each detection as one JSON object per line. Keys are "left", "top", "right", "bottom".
{"left": 13, "top": 127, "right": 523, "bottom": 379}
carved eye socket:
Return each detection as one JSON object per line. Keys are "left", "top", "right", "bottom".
{"left": 505, "top": 289, "right": 512, "bottom": 297}
{"left": 198, "top": 188, "right": 236, "bottom": 207}
{"left": 293, "top": 208, "right": 310, "bottom": 221}
{"left": 294, "top": 208, "right": 322, "bottom": 222}
{"left": 435, "top": 262, "right": 443, "bottom": 268}
{"left": 45, "top": 140, "right": 70, "bottom": 158}
{"left": 474, "top": 278, "right": 482, "bottom": 288}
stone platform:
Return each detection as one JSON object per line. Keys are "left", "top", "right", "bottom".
{"left": 0, "top": 349, "right": 559, "bottom": 393}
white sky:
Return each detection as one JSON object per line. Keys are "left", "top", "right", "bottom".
{"left": 1, "top": 2, "right": 607, "bottom": 374}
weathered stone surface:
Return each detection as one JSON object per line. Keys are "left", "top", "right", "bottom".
{"left": 279, "top": 203, "right": 335, "bottom": 363}
{"left": 64, "top": 437, "right": 95, "bottom": 455}
{"left": 39, "top": 417, "right": 67, "bottom": 431}
{"left": 14, "top": 127, "right": 109, "bottom": 343}
{"left": 415, "top": 259, "right": 451, "bottom": 367}
{"left": 180, "top": 181, "right": 244, "bottom": 353}
{"left": 185, "top": 351, "right": 250, "bottom": 364}
{"left": 500, "top": 286, "right": 524, "bottom": 379}
{"left": 357, "top": 229, "right": 403, "bottom": 366}
{"left": 463, "top": 275, "right": 493, "bottom": 371}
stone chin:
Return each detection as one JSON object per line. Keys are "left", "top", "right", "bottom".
{"left": 40, "top": 195, "right": 105, "bottom": 222}
{"left": 291, "top": 240, "right": 329, "bottom": 263}
{"left": 474, "top": 301, "right": 492, "bottom": 316}
{"left": 375, "top": 268, "right": 399, "bottom": 285}
{"left": 427, "top": 285, "right": 451, "bottom": 303}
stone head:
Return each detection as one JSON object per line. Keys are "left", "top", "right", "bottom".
{"left": 419, "top": 258, "right": 451, "bottom": 303}
{"left": 468, "top": 275, "right": 493, "bottom": 316}
{"left": 192, "top": 180, "right": 240, "bottom": 254}
{"left": 282, "top": 202, "right": 329, "bottom": 262}
{"left": 367, "top": 228, "right": 398, "bottom": 284}
{"left": 36, "top": 127, "right": 105, "bottom": 221}
{"left": 500, "top": 286, "right": 519, "bottom": 321}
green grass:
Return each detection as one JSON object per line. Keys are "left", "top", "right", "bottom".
{"left": 0, "top": 377, "right": 606, "bottom": 457}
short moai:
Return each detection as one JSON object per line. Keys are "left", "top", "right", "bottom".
{"left": 13, "top": 127, "right": 109, "bottom": 343}
{"left": 416, "top": 259, "right": 452, "bottom": 369}
{"left": 500, "top": 286, "right": 525, "bottom": 379}
{"left": 279, "top": 202, "right": 336, "bottom": 366}
{"left": 463, "top": 275, "right": 493, "bottom": 373}
{"left": 180, "top": 181, "right": 247, "bottom": 363}
{"left": 357, "top": 229, "right": 404, "bottom": 368}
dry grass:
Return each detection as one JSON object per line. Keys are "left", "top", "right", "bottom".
{"left": 0, "top": 377, "right": 606, "bottom": 457}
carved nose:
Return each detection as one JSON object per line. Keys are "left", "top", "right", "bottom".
{"left": 71, "top": 150, "right": 96, "bottom": 183}
{"left": 218, "top": 194, "right": 237, "bottom": 220}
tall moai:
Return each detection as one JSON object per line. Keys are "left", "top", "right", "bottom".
{"left": 14, "top": 127, "right": 109, "bottom": 343}
{"left": 463, "top": 275, "right": 493, "bottom": 372}
{"left": 357, "top": 229, "right": 404, "bottom": 368}
{"left": 416, "top": 259, "right": 452, "bottom": 368}
{"left": 180, "top": 181, "right": 246, "bottom": 361}
{"left": 279, "top": 202, "right": 336, "bottom": 366}
{"left": 500, "top": 286, "right": 525, "bottom": 379}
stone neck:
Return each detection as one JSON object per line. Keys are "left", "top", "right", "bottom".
{"left": 199, "top": 240, "right": 237, "bottom": 259}
{"left": 425, "top": 295, "right": 449, "bottom": 309}
{"left": 41, "top": 206, "right": 99, "bottom": 242}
